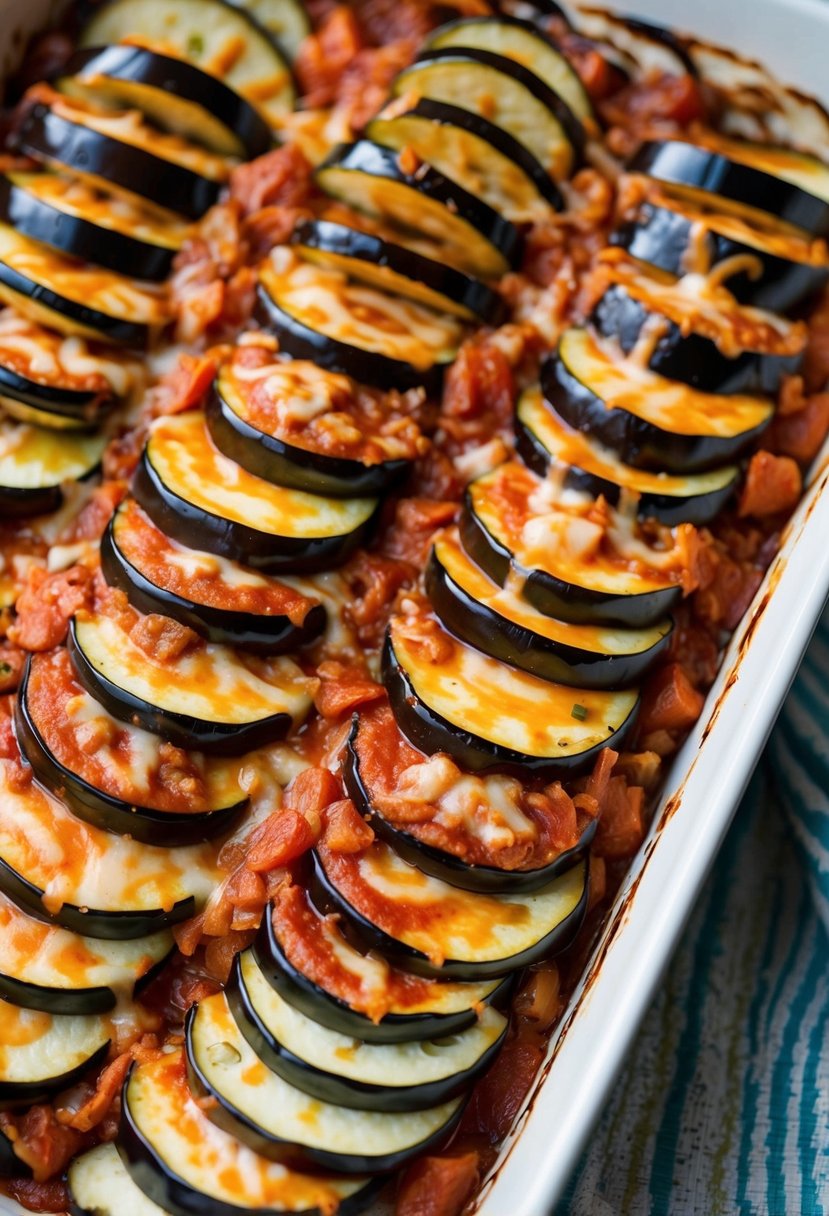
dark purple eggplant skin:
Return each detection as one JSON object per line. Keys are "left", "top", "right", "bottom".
{"left": 460, "top": 493, "right": 682, "bottom": 627}
{"left": 343, "top": 714, "right": 599, "bottom": 892}
{"left": 101, "top": 502, "right": 327, "bottom": 654}
{"left": 252, "top": 902, "right": 511, "bottom": 1044}
{"left": 0, "top": 965, "right": 113, "bottom": 1018}
{"left": 206, "top": 380, "right": 409, "bottom": 499}
{"left": 59, "top": 45, "right": 272, "bottom": 160}
{"left": 383, "top": 629, "right": 639, "bottom": 780}
{"left": 316, "top": 139, "right": 523, "bottom": 274}
{"left": 628, "top": 139, "right": 829, "bottom": 238}
{"left": 0, "top": 1041, "right": 110, "bottom": 1109}
{"left": 514, "top": 401, "right": 739, "bottom": 527}
{"left": 0, "top": 1127, "right": 20, "bottom": 1177}
{"left": 227, "top": 952, "right": 507, "bottom": 1113}
{"left": 540, "top": 345, "right": 772, "bottom": 473}
{"left": 255, "top": 284, "right": 446, "bottom": 397}
{"left": 184, "top": 1003, "right": 466, "bottom": 1173}
{"left": 610, "top": 201, "right": 829, "bottom": 312}
{"left": 132, "top": 438, "right": 377, "bottom": 575}
{"left": 411, "top": 46, "right": 586, "bottom": 166}
{"left": 0, "top": 172, "right": 174, "bottom": 282}
{"left": 311, "top": 846, "right": 589, "bottom": 982}
{"left": 15, "top": 655, "right": 246, "bottom": 847}
{"left": 292, "top": 218, "right": 505, "bottom": 324}
{"left": 0, "top": 483, "right": 63, "bottom": 518}
{"left": 0, "top": 360, "right": 112, "bottom": 421}
{"left": 425, "top": 542, "right": 672, "bottom": 688}
{"left": 617, "top": 15, "right": 698, "bottom": 76}
{"left": 591, "top": 286, "right": 802, "bottom": 395}
{"left": 17, "top": 102, "right": 222, "bottom": 221}
{"left": 67, "top": 617, "right": 294, "bottom": 757}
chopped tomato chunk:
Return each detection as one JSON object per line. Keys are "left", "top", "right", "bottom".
{"left": 322, "top": 798, "right": 375, "bottom": 853}
{"left": 396, "top": 1152, "right": 480, "bottom": 1216}
{"left": 639, "top": 662, "right": 705, "bottom": 734}
{"left": 8, "top": 565, "right": 94, "bottom": 651}
{"left": 738, "top": 451, "right": 802, "bottom": 518}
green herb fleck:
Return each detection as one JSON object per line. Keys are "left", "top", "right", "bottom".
{"left": 571, "top": 703, "right": 588, "bottom": 721}
{"left": 187, "top": 33, "right": 204, "bottom": 55}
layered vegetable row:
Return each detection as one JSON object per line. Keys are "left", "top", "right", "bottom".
{"left": 0, "top": 1, "right": 828, "bottom": 1214}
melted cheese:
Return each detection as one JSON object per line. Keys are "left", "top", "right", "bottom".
{"left": 0, "top": 1001, "right": 109, "bottom": 1082}
{"left": 225, "top": 357, "right": 352, "bottom": 429}
{"left": 0, "top": 761, "right": 219, "bottom": 914}
{"left": 261, "top": 251, "right": 463, "bottom": 371}
{"left": 191, "top": 992, "right": 462, "bottom": 1156}
{"left": 561, "top": 328, "right": 773, "bottom": 436}
{"left": 435, "top": 528, "right": 672, "bottom": 655}
{"left": 0, "top": 420, "right": 104, "bottom": 487}
{"left": 239, "top": 949, "right": 506, "bottom": 1087}
{"left": 147, "top": 411, "right": 377, "bottom": 538}
{"left": 126, "top": 1050, "right": 365, "bottom": 1210}
{"left": 74, "top": 612, "right": 313, "bottom": 727}
{"left": 0, "top": 890, "right": 171, "bottom": 995}
{"left": 692, "top": 129, "right": 829, "bottom": 204}
{"left": 0, "top": 311, "right": 139, "bottom": 395}
{"left": 390, "top": 614, "right": 638, "bottom": 760}
{"left": 330, "top": 840, "right": 586, "bottom": 966}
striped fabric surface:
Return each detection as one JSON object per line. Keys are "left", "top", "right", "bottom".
{"left": 556, "top": 606, "right": 829, "bottom": 1215}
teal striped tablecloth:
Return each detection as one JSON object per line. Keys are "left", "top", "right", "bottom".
{"left": 557, "top": 607, "right": 829, "bottom": 1215}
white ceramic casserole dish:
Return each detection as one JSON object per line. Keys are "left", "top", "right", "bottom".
{"left": 0, "top": 2, "right": 827, "bottom": 1214}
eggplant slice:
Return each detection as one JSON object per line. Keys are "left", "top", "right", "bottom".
{"left": 186, "top": 991, "right": 464, "bottom": 1172}
{"left": 0, "top": 420, "right": 104, "bottom": 516}
{"left": 229, "top": 948, "right": 507, "bottom": 1114}
{"left": 255, "top": 887, "right": 507, "bottom": 1046}
{"left": 0, "top": 1002, "right": 110, "bottom": 1106}
{"left": 315, "top": 140, "right": 521, "bottom": 280}
{"left": 18, "top": 99, "right": 227, "bottom": 221}
{"left": 516, "top": 385, "right": 740, "bottom": 526}
{"left": 0, "top": 890, "right": 171, "bottom": 1015}
{"left": 58, "top": 45, "right": 271, "bottom": 159}
{"left": 68, "top": 610, "right": 312, "bottom": 756}
{"left": 312, "top": 841, "right": 588, "bottom": 981}
{"left": 16, "top": 648, "right": 247, "bottom": 846}
{"left": 462, "top": 461, "right": 684, "bottom": 626}
{"left": 427, "top": 527, "right": 672, "bottom": 689}
{"left": 102, "top": 497, "right": 326, "bottom": 653}
{"left": 233, "top": 0, "right": 311, "bottom": 61}
{"left": 544, "top": 327, "right": 773, "bottom": 472}
{"left": 133, "top": 410, "right": 378, "bottom": 573}
{"left": 292, "top": 219, "right": 503, "bottom": 323}
{"left": 119, "top": 1050, "right": 379, "bottom": 1216}
{"left": 68, "top": 1143, "right": 169, "bottom": 1216}
{"left": 0, "top": 751, "right": 219, "bottom": 938}
{"left": 257, "top": 250, "right": 463, "bottom": 395}
{"left": 79, "top": 0, "right": 295, "bottom": 125}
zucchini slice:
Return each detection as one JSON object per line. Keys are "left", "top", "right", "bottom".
{"left": 0, "top": 171, "right": 186, "bottom": 283}
{"left": 230, "top": 0, "right": 310, "bottom": 61}
{"left": 629, "top": 138, "right": 829, "bottom": 238}
{"left": 426, "top": 527, "right": 672, "bottom": 689}
{"left": 68, "top": 609, "right": 313, "bottom": 756}
{"left": 517, "top": 385, "right": 740, "bottom": 526}
{"left": 102, "top": 497, "right": 326, "bottom": 653}
{"left": 0, "top": 890, "right": 170, "bottom": 1015}
{"left": 58, "top": 45, "right": 270, "bottom": 160}
{"left": 255, "top": 886, "right": 506, "bottom": 1046}
{"left": 209, "top": 346, "right": 422, "bottom": 497}
{"left": 16, "top": 647, "right": 247, "bottom": 847}
{"left": 0, "top": 1002, "right": 109, "bottom": 1106}
{"left": 79, "top": 0, "right": 295, "bottom": 125}
{"left": 0, "top": 221, "right": 168, "bottom": 348}
{"left": 384, "top": 612, "right": 639, "bottom": 777}
{"left": 292, "top": 218, "right": 503, "bottom": 323}
{"left": 425, "top": 15, "right": 594, "bottom": 123}
{"left": 229, "top": 948, "right": 507, "bottom": 1114}
{"left": 462, "top": 460, "right": 684, "bottom": 626}
{"left": 257, "top": 250, "right": 463, "bottom": 395}
{"left": 134, "top": 410, "right": 378, "bottom": 573}
{"left": 315, "top": 140, "right": 521, "bottom": 280}
{"left": 18, "top": 98, "right": 227, "bottom": 221}
{"left": 611, "top": 195, "right": 829, "bottom": 312}
{"left": 68, "top": 1144, "right": 168, "bottom": 1216}
{"left": 0, "top": 751, "right": 218, "bottom": 938}
{"left": 313, "top": 840, "right": 588, "bottom": 981}
{"left": 392, "top": 47, "right": 583, "bottom": 179}
{"left": 343, "top": 703, "right": 600, "bottom": 891}
{"left": 0, "top": 419, "right": 104, "bottom": 516}
{"left": 186, "top": 991, "right": 464, "bottom": 1172}
{"left": 545, "top": 327, "right": 773, "bottom": 471}
{"left": 119, "top": 1050, "right": 379, "bottom": 1216}
{"left": 367, "top": 99, "right": 563, "bottom": 224}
